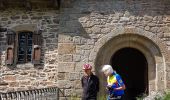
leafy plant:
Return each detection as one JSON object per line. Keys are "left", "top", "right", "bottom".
{"left": 163, "top": 92, "right": 170, "bottom": 100}
{"left": 154, "top": 96, "right": 162, "bottom": 100}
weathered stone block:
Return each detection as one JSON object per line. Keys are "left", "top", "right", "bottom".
{"left": 58, "top": 63, "right": 75, "bottom": 72}
{"left": 53, "top": 18, "right": 59, "bottom": 24}
{"left": 69, "top": 72, "right": 80, "bottom": 81}
{"left": 22, "top": 15, "right": 29, "bottom": 19}
{"left": 74, "top": 62, "right": 85, "bottom": 72}
{"left": 58, "top": 43, "right": 76, "bottom": 54}
{"left": 11, "top": 16, "right": 20, "bottom": 20}
{"left": 65, "top": 89, "right": 72, "bottom": 96}
{"left": 74, "top": 80, "right": 81, "bottom": 89}
{"left": 58, "top": 72, "right": 65, "bottom": 80}
{"left": 57, "top": 80, "right": 71, "bottom": 88}
{"left": 9, "top": 82, "right": 19, "bottom": 87}
{"left": 73, "top": 36, "right": 81, "bottom": 44}
{"left": 62, "top": 54, "right": 73, "bottom": 62}
{"left": 0, "top": 28, "right": 7, "bottom": 32}
{"left": 1, "top": 18, "right": 8, "bottom": 21}
{"left": 49, "top": 29, "right": 58, "bottom": 32}
{"left": 58, "top": 34, "right": 73, "bottom": 43}
{"left": 20, "top": 81, "right": 31, "bottom": 86}
{"left": 73, "top": 55, "right": 81, "bottom": 62}
{"left": 3, "top": 75, "right": 16, "bottom": 81}
{"left": 31, "top": 16, "right": 42, "bottom": 20}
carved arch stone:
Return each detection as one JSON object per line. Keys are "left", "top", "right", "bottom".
{"left": 90, "top": 27, "right": 170, "bottom": 95}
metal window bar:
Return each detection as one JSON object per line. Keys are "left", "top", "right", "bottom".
{"left": 0, "top": 87, "right": 59, "bottom": 100}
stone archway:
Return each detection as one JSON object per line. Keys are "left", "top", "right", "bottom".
{"left": 89, "top": 27, "right": 169, "bottom": 98}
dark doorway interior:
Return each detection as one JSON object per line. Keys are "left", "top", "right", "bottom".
{"left": 111, "top": 48, "right": 148, "bottom": 100}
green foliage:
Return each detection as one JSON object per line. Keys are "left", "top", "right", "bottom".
{"left": 154, "top": 96, "right": 163, "bottom": 100}
{"left": 163, "top": 92, "right": 170, "bottom": 100}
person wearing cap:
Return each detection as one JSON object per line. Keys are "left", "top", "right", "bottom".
{"left": 102, "top": 65, "right": 126, "bottom": 100}
{"left": 81, "top": 64, "right": 99, "bottom": 100}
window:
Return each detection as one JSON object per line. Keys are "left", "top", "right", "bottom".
{"left": 18, "top": 32, "right": 33, "bottom": 63}
{"left": 6, "top": 30, "right": 42, "bottom": 65}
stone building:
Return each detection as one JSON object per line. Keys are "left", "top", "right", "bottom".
{"left": 0, "top": 0, "right": 170, "bottom": 99}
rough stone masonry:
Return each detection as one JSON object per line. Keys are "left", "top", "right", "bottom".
{"left": 1, "top": 0, "right": 170, "bottom": 99}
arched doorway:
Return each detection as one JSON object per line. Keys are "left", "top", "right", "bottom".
{"left": 111, "top": 47, "right": 148, "bottom": 99}
{"left": 92, "top": 31, "right": 166, "bottom": 99}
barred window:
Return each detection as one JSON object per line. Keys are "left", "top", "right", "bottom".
{"left": 18, "top": 32, "right": 33, "bottom": 63}
{"left": 6, "top": 30, "right": 42, "bottom": 65}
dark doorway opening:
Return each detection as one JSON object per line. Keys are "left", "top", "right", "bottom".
{"left": 111, "top": 47, "right": 148, "bottom": 100}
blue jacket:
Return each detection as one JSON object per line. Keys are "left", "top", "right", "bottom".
{"left": 107, "top": 72, "right": 125, "bottom": 96}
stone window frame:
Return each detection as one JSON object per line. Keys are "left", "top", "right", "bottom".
{"left": 6, "top": 24, "right": 42, "bottom": 67}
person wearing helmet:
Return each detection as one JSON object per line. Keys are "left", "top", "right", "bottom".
{"left": 81, "top": 64, "right": 99, "bottom": 100}
{"left": 102, "top": 65, "right": 126, "bottom": 100}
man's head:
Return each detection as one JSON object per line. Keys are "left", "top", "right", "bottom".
{"left": 83, "top": 64, "right": 92, "bottom": 76}
{"left": 101, "top": 65, "right": 113, "bottom": 76}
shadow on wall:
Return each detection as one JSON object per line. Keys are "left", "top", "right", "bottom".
{"left": 59, "top": 0, "right": 170, "bottom": 39}
{"left": 0, "top": 0, "right": 168, "bottom": 68}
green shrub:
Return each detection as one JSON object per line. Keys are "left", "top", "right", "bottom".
{"left": 163, "top": 92, "right": 170, "bottom": 100}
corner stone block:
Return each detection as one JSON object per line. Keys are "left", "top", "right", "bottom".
{"left": 57, "top": 80, "right": 71, "bottom": 88}
{"left": 58, "top": 62, "right": 75, "bottom": 72}
{"left": 167, "top": 81, "right": 170, "bottom": 89}
{"left": 58, "top": 43, "right": 76, "bottom": 54}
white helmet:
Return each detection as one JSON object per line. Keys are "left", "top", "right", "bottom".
{"left": 102, "top": 65, "right": 113, "bottom": 76}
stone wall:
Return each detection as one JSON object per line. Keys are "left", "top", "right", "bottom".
{"left": 0, "top": 9, "right": 59, "bottom": 91}
{"left": 1, "top": 0, "right": 170, "bottom": 99}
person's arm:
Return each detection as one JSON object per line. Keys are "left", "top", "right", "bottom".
{"left": 114, "top": 75, "right": 126, "bottom": 91}
{"left": 114, "top": 84, "right": 126, "bottom": 91}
